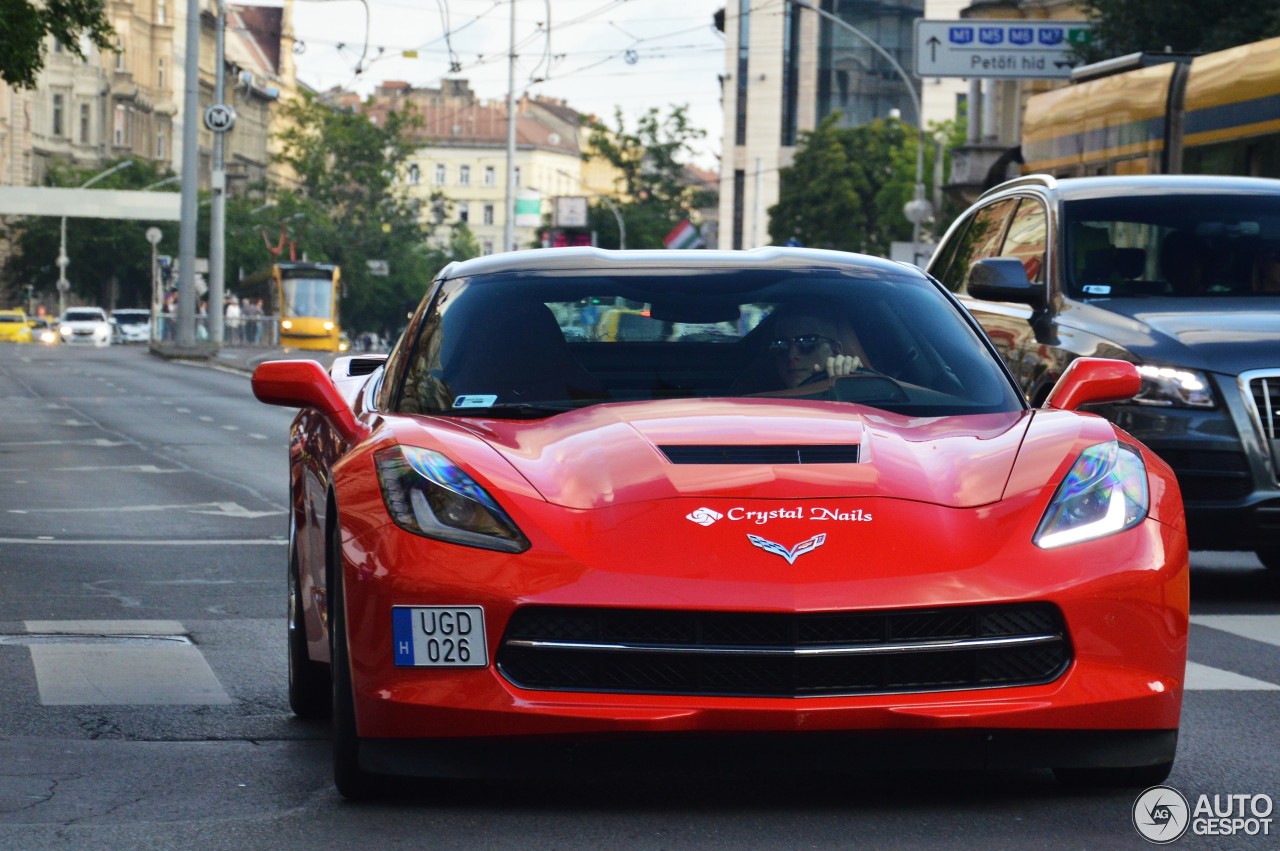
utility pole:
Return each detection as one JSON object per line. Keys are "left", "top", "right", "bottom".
{"left": 177, "top": 0, "right": 202, "bottom": 348}
{"left": 503, "top": 0, "right": 517, "bottom": 253}
{"left": 208, "top": 0, "right": 229, "bottom": 351}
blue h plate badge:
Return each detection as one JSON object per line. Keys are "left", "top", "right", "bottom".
{"left": 392, "top": 606, "right": 488, "bottom": 667}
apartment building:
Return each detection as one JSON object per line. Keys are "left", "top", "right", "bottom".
{"left": 360, "top": 81, "right": 608, "bottom": 254}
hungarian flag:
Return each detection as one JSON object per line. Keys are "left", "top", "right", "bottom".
{"left": 663, "top": 219, "right": 705, "bottom": 249}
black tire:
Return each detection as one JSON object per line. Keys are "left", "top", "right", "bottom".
{"left": 1256, "top": 547, "right": 1280, "bottom": 570}
{"left": 329, "top": 527, "right": 386, "bottom": 800}
{"left": 1053, "top": 761, "right": 1174, "bottom": 788}
{"left": 288, "top": 545, "right": 331, "bottom": 719}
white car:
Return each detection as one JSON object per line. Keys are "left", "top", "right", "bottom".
{"left": 111, "top": 308, "right": 151, "bottom": 343}
{"left": 59, "top": 307, "right": 114, "bottom": 347}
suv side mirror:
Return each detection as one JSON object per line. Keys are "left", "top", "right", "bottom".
{"left": 1043, "top": 357, "right": 1141, "bottom": 411}
{"left": 967, "top": 257, "right": 1046, "bottom": 310}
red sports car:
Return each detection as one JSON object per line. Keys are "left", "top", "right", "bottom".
{"left": 253, "top": 248, "right": 1188, "bottom": 799}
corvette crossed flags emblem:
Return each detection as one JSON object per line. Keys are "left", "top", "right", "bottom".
{"left": 747, "top": 533, "right": 827, "bottom": 565}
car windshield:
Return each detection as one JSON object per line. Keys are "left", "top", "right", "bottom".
{"left": 1064, "top": 194, "right": 1280, "bottom": 299}
{"left": 0, "top": 314, "right": 22, "bottom": 324}
{"left": 390, "top": 267, "right": 1023, "bottom": 418}
{"left": 113, "top": 313, "right": 148, "bottom": 326}
{"left": 64, "top": 310, "right": 105, "bottom": 322}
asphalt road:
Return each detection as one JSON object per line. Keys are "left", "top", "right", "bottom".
{"left": 0, "top": 343, "right": 1277, "bottom": 850}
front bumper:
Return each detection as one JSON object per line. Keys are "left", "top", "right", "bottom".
{"left": 336, "top": 495, "right": 1189, "bottom": 750}
{"left": 360, "top": 729, "right": 1179, "bottom": 781}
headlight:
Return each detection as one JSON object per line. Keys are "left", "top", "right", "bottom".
{"left": 1133, "top": 364, "right": 1214, "bottom": 407}
{"left": 59, "top": 325, "right": 72, "bottom": 337}
{"left": 281, "top": 319, "right": 293, "bottom": 330}
{"left": 1034, "top": 442, "right": 1149, "bottom": 549}
{"left": 374, "top": 445, "right": 529, "bottom": 553}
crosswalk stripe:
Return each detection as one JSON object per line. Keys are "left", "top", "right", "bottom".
{"left": 1190, "top": 614, "right": 1280, "bottom": 649}
{"left": 20, "top": 620, "right": 231, "bottom": 706}
{"left": 1184, "top": 660, "right": 1280, "bottom": 691}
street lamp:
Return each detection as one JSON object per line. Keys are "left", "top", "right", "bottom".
{"left": 786, "top": 0, "right": 931, "bottom": 260}
{"left": 56, "top": 160, "right": 134, "bottom": 316}
{"left": 554, "top": 169, "right": 626, "bottom": 249}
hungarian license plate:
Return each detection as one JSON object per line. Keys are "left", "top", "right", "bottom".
{"left": 391, "top": 606, "right": 487, "bottom": 667}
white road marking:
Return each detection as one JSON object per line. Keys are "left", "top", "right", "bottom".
{"left": 176, "top": 407, "right": 191, "bottom": 413}
{"left": 0, "top": 537, "right": 286, "bottom": 545}
{"left": 31, "top": 644, "right": 231, "bottom": 705}
{"left": 1184, "top": 661, "right": 1280, "bottom": 691}
{"left": 248, "top": 433, "right": 267, "bottom": 440}
{"left": 20, "top": 620, "right": 231, "bottom": 706}
{"left": 221, "top": 424, "right": 239, "bottom": 431}
{"left": 25, "top": 620, "right": 185, "bottom": 634}
{"left": 6, "top": 501, "right": 282, "bottom": 519}
{"left": 1191, "top": 614, "right": 1280, "bottom": 649}
{"left": 0, "top": 438, "right": 126, "bottom": 448}
{"left": 199, "top": 416, "right": 214, "bottom": 422}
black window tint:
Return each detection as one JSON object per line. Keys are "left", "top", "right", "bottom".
{"left": 1001, "top": 199, "right": 1048, "bottom": 284}
{"left": 937, "top": 199, "right": 1017, "bottom": 294}
{"left": 388, "top": 268, "right": 1024, "bottom": 418}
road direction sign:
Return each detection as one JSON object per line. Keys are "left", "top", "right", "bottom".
{"left": 203, "top": 104, "right": 237, "bottom": 133}
{"left": 914, "top": 19, "right": 1092, "bottom": 79}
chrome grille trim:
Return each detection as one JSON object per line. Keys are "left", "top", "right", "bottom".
{"left": 496, "top": 604, "right": 1072, "bottom": 697}
{"left": 503, "top": 633, "right": 1063, "bottom": 657}
{"left": 1240, "top": 369, "right": 1280, "bottom": 483}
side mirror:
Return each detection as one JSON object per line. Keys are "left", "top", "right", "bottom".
{"left": 252, "top": 359, "right": 370, "bottom": 444}
{"left": 967, "top": 257, "right": 1046, "bottom": 310}
{"left": 1043, "top": 357, "right": 1141, "bottom": 411}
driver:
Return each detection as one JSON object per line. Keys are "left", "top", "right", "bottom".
{"left": 767, "top": 311, "right": 862, "bottom": 388}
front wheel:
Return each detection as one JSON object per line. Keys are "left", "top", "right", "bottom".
{"left": 330, "top": 530, "right": 387, "bottom": 800}
{"left": 288, "top": 546, "right": 330, "bottom": 719}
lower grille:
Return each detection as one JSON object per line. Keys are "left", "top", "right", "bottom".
{"left": 496, "top": 604, "right": 1070, "bottom": 697}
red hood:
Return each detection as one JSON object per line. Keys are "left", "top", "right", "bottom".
{"left": 442, "top": 399, "right": 1035, "bottom": 510}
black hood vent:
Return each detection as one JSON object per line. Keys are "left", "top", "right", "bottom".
{"left": 659, "top": 444, "right": 860, "bottom": 465}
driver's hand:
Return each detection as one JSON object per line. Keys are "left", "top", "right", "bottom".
{"left": 824, "top": 354, "right": 861, "bottom": 377}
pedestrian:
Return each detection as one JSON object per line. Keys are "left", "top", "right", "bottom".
{"left": 224, "top": 295, "right": 242, "bottom": 344}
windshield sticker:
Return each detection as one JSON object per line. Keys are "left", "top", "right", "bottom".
{"left": 1082, "top": 284, "right": 1111, "bottom": 295}
{"left": 453, "top": 395, "right": 499, "bottom": 408}
{"left": 686, "top": 506, "right": 872, "bottom": 525}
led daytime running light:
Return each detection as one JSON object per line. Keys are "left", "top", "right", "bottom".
{"left": 1035, "top": 442, "right": 1149, "bottom": 549}
{"left": 375, "top": 445, "right": 529, "bottom": 553}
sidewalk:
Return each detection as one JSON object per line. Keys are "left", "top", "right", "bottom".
{"left": 150, "top": 342, "right": 339, "bottom": 376}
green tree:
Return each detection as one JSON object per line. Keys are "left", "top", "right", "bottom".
{"left": 269, "top": 93, "right": 471, "bottom": 334}
{"left": 0, "top": 0, "right": 115, "bottom": 89}
{"left": 1, "top": 158, "right": 179, "bottom": 310}
{"left": 1077, "top": 0, "right": 1280, "bottom": 62}
{"left": 768, "top": 113, "right": 958, "bottom": 256}
{"left": 583, "top": 105, "right": 713, "bottom": 249}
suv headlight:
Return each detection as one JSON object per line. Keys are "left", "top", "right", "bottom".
{"left": 1133, "top": 364, "right": 1214, "bottom": 407}
{"left": 374, "top": 445, "right": 529, "bottom": 553}
{"left": 1034, "top": 442, "right": 1149, "bottom": 549}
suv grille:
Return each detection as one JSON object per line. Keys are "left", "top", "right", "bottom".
{"left": 1243, "top": 370, "right": 1280, "bottom": 483}
{"left": 496, "top": 604, "right": 1070, "bottom": 698}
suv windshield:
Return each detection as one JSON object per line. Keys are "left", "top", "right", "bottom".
{"left": 64, "top": 310, "right": 105, "bottom": 322}
{"left": 1064, "top": 194, "right": 1280, "bottom": 299}
{"left": 390, "top": 267, "right": 1023, "bottom": 418}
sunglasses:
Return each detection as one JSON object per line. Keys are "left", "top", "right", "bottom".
{"left": 768, "top": 334, "right": 835, "bottom": 355}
